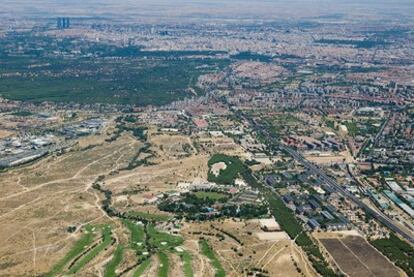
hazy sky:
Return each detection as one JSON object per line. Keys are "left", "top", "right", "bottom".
{"left": 1, "top": 0, "right": 414, "bottom": 23}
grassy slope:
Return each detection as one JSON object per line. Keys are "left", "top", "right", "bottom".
{"left": 199, "top": 239, "right": 225, "bottom": 277}
{"left": 68, "top": 225, "right": 113, "bottom": 274}
{"left": 133, "top": 258, "right": 152, "bottom": 277}
{"left": 179, "top": 251, "right": 194, "bottom": 277}
{"left": 157, "top": 252, "right": 170, "bottom": 277}
{"left": 147, "top": 224, "right": 184, "bottom": 250}
{"left": 104, "top": 244, "right": 124, "bottom": 277}
{"left": 46, "top": 225, "right": 95, "bottom": 277}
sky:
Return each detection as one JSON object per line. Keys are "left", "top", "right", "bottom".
{"left": 1, "top": 0, "right": 413, "bottom": 23}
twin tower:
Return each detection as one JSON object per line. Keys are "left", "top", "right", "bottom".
{"left": 57, "top": 17, "right": 70, "bottom": 29}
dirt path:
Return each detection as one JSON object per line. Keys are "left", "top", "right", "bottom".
{"left": 261, "top": 246, "right": 285, "bottom": 269}
{"left": 0, "top": 142, "right": 133, "bottom": 202}
{"left": 32, "top": 230, "right": 36, "bottom": 274}
{"left": 338, "top": 239, "right": 376, "bottom": 276}
{"left": 255, "top": 242, "right": 278, "bottom": 267}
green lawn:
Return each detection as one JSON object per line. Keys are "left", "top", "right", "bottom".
{"left": 199, "top": 239, "right": 225, "bottom": 277}
{"left": 194, "top": 191, "right": 228, "bottom": 201}
{"left": 68, "top": 225, "right": 113, "bottom": 274}
{"left": 104, "top": 244, "right": 124, "bottom": 277}
{"left": 207, "top": 154, "right": 246, "bottom": 185}
{"left": 123, "top": 220, "right": 146, "bottom": 252}
{"left": 46, "top": 225, "right": 95, "bottom": 277}
{"left": 343, "top": 120, "right": 358, "bottom": 137}
{"left": 133, "top": 258, "right": 152, "bottom": 277}
{"left": 179, "top": 251, "right": 194, "bottom": 277}
{"left": 127, "top": 211, "right": 172, "bottom": 222}
{"left": 147, "top": 224, "right": 183, "bottom": 250}
{"left": 157, "top": 252, "right": 170, "bottom": 277}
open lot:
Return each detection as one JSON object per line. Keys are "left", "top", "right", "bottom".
{"left": 181, "top": 219, "right": 318, "bottom": 277}
{"left": 317, "top": 233, "right": 402, "bottom": 277}
{"left": 0, "top": 134, "right": 140, "bottom": 276}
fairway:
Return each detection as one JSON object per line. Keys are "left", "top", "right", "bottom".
{"left": 133, "top": 258, "right": 152, "bottom": 277}
{"left": 157, "top": 252, "right": 170, "bottom": 277}
{"left": 68, "top": 225, "right": 113, "bottom": 274}
{"left": 127, "top": 211, "right": 172, "bottom": 222}
{"left": 123, "top": 219, "right": 146, "bottom": 251}
{"left": 46, "top": 225, "right": 95, "bottom": 277}
{"left": 199, "top": 239, "right": 225, "bottom": 277}
{"left": 104, "top": 244, "right": 124, "bottom": 277}
{"left": 147, "top": 224, "right": 184, "bottom": 250}
{"left": 179, "top": 251, "right": 194, "bottom": 277}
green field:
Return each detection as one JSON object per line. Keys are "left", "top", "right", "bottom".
{"left": 147, "top": 224, "right": 184, "bottom": 250}
{"left": 104, "top": 244, "right": 124, "bottom": 277}
{"left": 194, "top": 191, "right": 228, "bottom": 201}
{"left": 127, "top": 211, "right": 172, "bottom": 222}
{"left": 123, "top": 220, "right": 145, "bottom": 241}
{"left": 157, "top": 252, "right": 170, "bottom": 277}
{"left": 199, "top": 239, "right": 225, "bottom": 277}
{"left": 207, "top": 154, "right": 246, "bottom": 185}
{"left": 133, "top": 258, "right": 152, "bottom": 277}
{"left": 343, "top": 120, "right": 358, "bottom": 137}
{"left": 371, "top": 233, "right": 414, "bottom": 277}
{"left": 68, "top": 225, "right": 113, "bottom": 274}
{"left": 179, "top": 251, "right": 194, "bottom": 277}
{"left": 46, "top": 225, "right": 95, "bottom": 277}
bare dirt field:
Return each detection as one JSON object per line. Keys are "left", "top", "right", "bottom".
{"left": 149, "top": 133, "right": 196, "bottom": 158}
{"left": 317, "top": 234, "right": 402, "bottom": 277}
{"left": 0, "top": 134, "right": 140, "bottom": 276}
{"left": 0, "top": 129, "right": 14, "bottom": 138}
{"left": 305, "top": 150, "right": 355, "bottom": 165}
{"left": 181, "top": 219, "right": 317, "bottom": 277}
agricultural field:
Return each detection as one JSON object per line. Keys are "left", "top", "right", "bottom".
{"left": 317, "top": 234, "right": 402, "bottom": 277}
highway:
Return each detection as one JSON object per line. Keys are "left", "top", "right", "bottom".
{"left": 239, "top": 111, "right": 414, "bottom": 244}
{"left": 278, "top": 144, "right": 414, "bottom": 244}
{"left": 244, "top": 114, "right": 414, "bottom": 244}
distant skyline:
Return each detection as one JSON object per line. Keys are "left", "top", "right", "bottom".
{"left": 1, "top": 0, "right": 414, "bottom": 24}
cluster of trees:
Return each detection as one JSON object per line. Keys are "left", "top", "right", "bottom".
{"left": 241, "top": 168, "right": 338, "bottom": 277}
{"left": 371, "top": 233, "right": 414, "bottom": 277}
{"left": 158, "top": 192, "right": 267, "bottom": 220}
{"left": 207, "top": 154, "right": 247, "bottom": 185}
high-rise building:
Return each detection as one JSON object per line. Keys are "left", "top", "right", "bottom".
{"left": 57, "top": 17, "right": 70, "bottom": 29}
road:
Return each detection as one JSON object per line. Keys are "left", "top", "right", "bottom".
{"left": 279, "top": 144, "right": 414, "bottom": 244}
{"left": 240, "top": 111, "right": 414, "bottom": 245}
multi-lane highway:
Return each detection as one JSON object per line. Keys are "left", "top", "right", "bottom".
{"left": 279, "top": 144, "right": 414, "bottom": 244}
{"left": 242, "top": 111, "right": 414, "bottom": 245}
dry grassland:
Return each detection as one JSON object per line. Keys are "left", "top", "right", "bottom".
{"left": 0, "top": 134, "right": 140, "bottom": 276}
{"left": 181, "top": 219, "right": 317, "bottom": 277}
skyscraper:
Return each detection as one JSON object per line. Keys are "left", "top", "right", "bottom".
{"left": 57, "top": 17, "right": 70, "bottom": 29}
